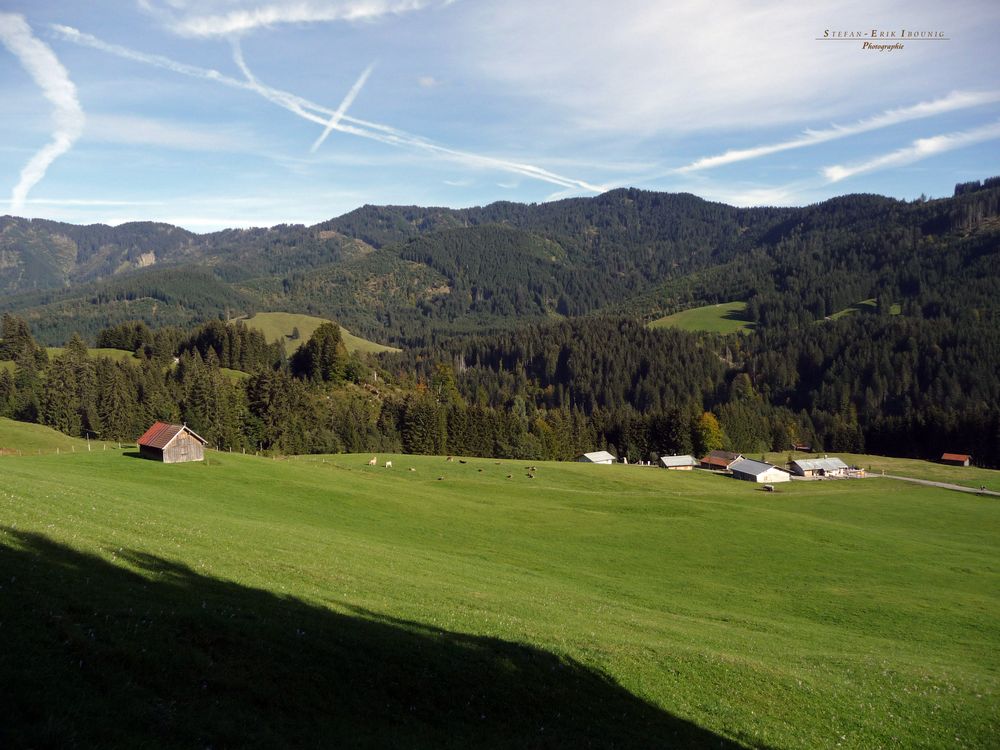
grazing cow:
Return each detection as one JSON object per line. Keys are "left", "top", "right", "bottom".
{"left": 384, "top": 460, "right": 392, "bottom": 468}
{"left": 368, "top": 456, "right": 377, "bottom": 466}
{"left": 446, "top": 456, "right": 455, "bottom": 462}
{"left": 459, "top": 459, "right": 467, "bottom": 464}
{"left": 408, "top": 467, "right": 416, "bottom": 472}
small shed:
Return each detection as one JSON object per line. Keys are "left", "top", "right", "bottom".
{"left": 940, "top": 453, "right": 971, "bottom": 467}
{"left": 699, "top": 450, "right": 743, "bottom": 471}
{"left": 576, "top": 450, "right": 616, "bottom": 465}
{"left": 729, "top": 458, "right": 790, "bottom": 483}
{"left": 659, "top": 454, "right": 697, "bottom": 470}
{"left": 137, "top": 422, "right": 207, "bottom": 463}
{"left": 789, "top": 457, "right": 850, "bottom": 477}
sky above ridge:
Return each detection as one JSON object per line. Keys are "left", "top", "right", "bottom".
{"left": 1, "top": 1, "right": 998, "bottom": 231}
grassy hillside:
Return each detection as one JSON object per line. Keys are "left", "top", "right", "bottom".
{"left": 239, "top": 312, "right": 400, "bottom": 356}
{"left": 44, "top": 347, "right": 138, "bottom": 362}
{"left": 0, "top": 417, "right": 95, "bottom": 454}
{"left": 827, "top": 298, "right": 902, "bottom": 320}
{"left": 2, "top": 347, "right": 137, "bottom": 374}
{"left": 648, "top": 301, "right": 754, "bottom": 334}
{"left": 1, "top": 425, "right": 996, "bottom": 748}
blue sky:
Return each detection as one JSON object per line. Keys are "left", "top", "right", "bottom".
{"left": 1, "top": 0, "right": 999, "bottom": 231}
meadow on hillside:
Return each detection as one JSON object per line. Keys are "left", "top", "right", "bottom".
{"left": 648, "top": 302, "right": 754, "bottom": 334}
{"left": 1, "top": 423, "right": 997, "bottom": 748}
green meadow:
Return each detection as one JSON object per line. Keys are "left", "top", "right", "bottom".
{"left": 44, "top": 346, "right": 138, "bottom": 362}
{"left": 827, "top": 299, "right": 902, "bottom": 321}
{"left": 1, "top": 347, "right": 137, "bottom": 374}
{"left": 238, "top": 311, "right": 400, "bottom": 356}
{"left": 1, "top": 420, "right": 997, "bottom": 748}
{"left": 648, "top": 302, "right": 754, "bottom": 334}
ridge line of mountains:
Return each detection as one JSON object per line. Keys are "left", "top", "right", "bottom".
{"left": 1, "top": 179, "right": 998, "bottom": 347}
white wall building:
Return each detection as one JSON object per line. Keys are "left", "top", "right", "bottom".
{"left": 729, "top": 458, "right": 790, "bottom": 483}
{"left": 576, "top": 450, "right": 616, "bottom": 464}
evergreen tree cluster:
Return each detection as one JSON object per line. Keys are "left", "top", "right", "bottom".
{"left": 2, "top": 308, "right": 997, "bottom": 466}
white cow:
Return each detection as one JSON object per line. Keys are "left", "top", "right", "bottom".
{"left": 368, "top": 456, "right": 377, "bottom": 466}
{"left": 384, "top": 460, "right": 393, "bottom": 468}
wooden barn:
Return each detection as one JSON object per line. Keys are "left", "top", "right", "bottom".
{"left": 699, "top": 450, "right": 743, "bottom": 471}
{"left": 940, "top": 452, "right": 972, "bottom": 467}
{"left": 137, "top": 422, "right": 207, "bottom": 463}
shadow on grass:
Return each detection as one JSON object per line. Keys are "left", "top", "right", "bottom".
{"left": 720, "top": 309, "right": 754, "bottom": 326}
{"left": 0, "top": 529, "right": 751, "bottom": 749}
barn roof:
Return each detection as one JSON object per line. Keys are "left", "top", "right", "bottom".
{"left": 579, "top": 450, "right": 617, "bottom": 462}
{"left": 941, "top": 452, "right": 971, "bottom": 462}
{"left": 138, "top": 422, "right": 207, "bottom": 449}
{"left": 791, "top": 457, "right": 849, "bottom": 472}
{"left": 700, "top": 451, "right": 742, "bottom": 468}
{"left": 729, "top": 458, "right": 783, "bottom": 476}
{"left": 708, "top": 450, "right": 742, "bottom": 462}
{"left": 660, "top": 454, "right": 697, "bottom": 467}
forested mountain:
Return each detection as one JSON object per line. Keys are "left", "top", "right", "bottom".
{"left": 3, "top": 182, "right": 999, "bottom": 347}
{"left": 2, "top": 179, "right": 999, "bottom": 464}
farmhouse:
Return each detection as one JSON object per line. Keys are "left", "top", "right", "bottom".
{"left": 729, "top": 458, "right": 790, "bottom": 483}
{"left": 940, "top": 452, "right": 972, "bottom": 466}
{"left": 699, "top": 450, "right": 743, "bottom": 471}
{"left": 576, "top": 450, "right": 616, "bottom": 464}
{"left": 659, "top": 454, "right": 697, "bottom": 470}
{"left": 789, "top": 456, "right": 850, "bottom": 477}
{"left": 137, "top": 422, "right": 207, "bottom": 463}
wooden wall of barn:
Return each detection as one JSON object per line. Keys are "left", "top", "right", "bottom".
{"left": 162, "top": 432, "right": 205, "bottom": 463}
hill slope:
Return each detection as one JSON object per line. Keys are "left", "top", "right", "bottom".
{"left": 2, "top": 441, "right": 997, "bottom": 748}
{"left": 3, "top": 181, "right": 999, "bottom": 348}
{"left": 239, "top": 312, "right": 399, "bottom": 356}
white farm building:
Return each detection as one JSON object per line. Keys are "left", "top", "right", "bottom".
{"left": 729, "top": 458, "right": 790, "bottom": 483}
{"left": 659, "top": 454, "right": 697, "bottom": 470}
{"left": 789, "top": 457, "right": 850, "bottom": 477}
{"left": 576, "top": 450, "right": 617, "bottom": 464}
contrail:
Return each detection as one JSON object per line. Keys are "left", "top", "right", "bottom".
{"left": 677, "top": 90, "right": 1000, "bottom": 173}
{"left": 143, "top": 0, "right": 441, "bottom": 39}
{"left": 311, "top": 62, "right": 375, "bottom": 153}
{"left": 1, "top": 14, "right": 84, "bottom": 213}
{"left": 823, "top": 120, "right": 1000, "bottom": 183}
{"left": 53, "top": 24, "right": 603, "bottom": 194}
{"left": 230, "top": 42, "right": 602, "bottom": 191}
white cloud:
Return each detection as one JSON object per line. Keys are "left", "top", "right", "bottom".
{"left": 139, "top": 0, "right": 442, "bottom": 37}
{"left": 2, "top": 198, "right": 164, "bottom": 207}
{"left": 0, "top": 13, "right": 84, "bottom": 213}
{"left": 417, "top": 75, "right": 440, "bottom": 88}
{"left": 459, "top": 0, "right": 991, "bottom": 134}
{"left": 55, "top": 26, "right": 604, "bottom": 193}
{"left": 85, "top": 113, "right": 261, "bottom": 152}
{"left": 678, "top": 90, "right": 1000, "bottom": 172}
{"left": 822, "top": 120, "right": 1000, "bottom": 182}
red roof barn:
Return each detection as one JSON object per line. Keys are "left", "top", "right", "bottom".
{"left": 137, "top": 422, "right": 207, "bottom": 463}
{"left": 940, "top": 452, "right": 972, "bottom": 467}
{"left": 699, "top": 450, "right": 743, "bottom": 471}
